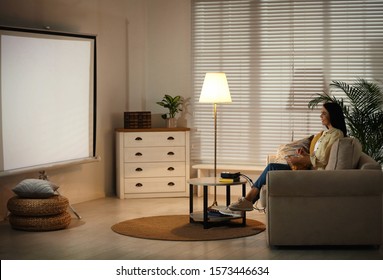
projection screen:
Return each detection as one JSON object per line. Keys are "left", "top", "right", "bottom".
{"left": 0, "top": 26, "right": 97, "bottom": 176}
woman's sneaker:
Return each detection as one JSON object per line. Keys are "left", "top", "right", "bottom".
{"left": 228, "top": 197, "right": 254, "bottom": 211}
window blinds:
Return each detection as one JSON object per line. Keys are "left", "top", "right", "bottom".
{"left": 191, "top": 0, "right": 383, "bottom": 166}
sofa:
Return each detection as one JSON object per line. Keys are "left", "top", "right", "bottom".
{"left": 264, "top": 137, "right": 383, "bottom": 246}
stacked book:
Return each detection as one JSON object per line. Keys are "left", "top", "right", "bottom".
{"left": 207, "top": 206, "right": 242, "bottom": 218}
{"left": 124, "top": 111, "right": 151, "bottom": 129}
{"left": 218, "top": 177, "right": 240, "bottom": 183}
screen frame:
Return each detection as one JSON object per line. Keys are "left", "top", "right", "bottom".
{"left": 0, "top": 25, "right": 97, "bottom": 177}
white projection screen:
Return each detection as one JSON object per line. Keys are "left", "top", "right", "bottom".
{"left": 0, "top": 26, "right": 97, "bottom": 176}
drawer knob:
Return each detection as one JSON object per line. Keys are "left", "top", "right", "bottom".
{"left": 167, "top": 167, "right": 175, "bottom": 171}
{"left": 135, "top": 152, "right": 143, "bottom": 156}
{"left": 135, "top": 167, "right": 143, "bottom": 172}
{"left": 135, "top": 183, "right": 143, "bottom": 187}
{"left": 167, "top": 151, "right": 175, "bottom": 156}
{"left": 167, "top": 136, "right": 175, "bottom": 141}
{"left": 168, "top": 182, "right": 175, "bottom": 186}
{"left": 135, "top": 137, "right": 143, "bottom": 141}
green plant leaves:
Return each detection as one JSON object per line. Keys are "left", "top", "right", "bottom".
{"left": 156, "top": 94, "right": 183, "bottom": 118}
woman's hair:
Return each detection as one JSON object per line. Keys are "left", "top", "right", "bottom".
{"left": 323, "top": 102, "right": 347, "bottom": 136}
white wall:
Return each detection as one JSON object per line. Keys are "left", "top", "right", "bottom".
{"left": 0, "top": 0, "right": 192, "bottom": 219}
{"left": 126, "top": 0, "right": 192, "bottom": 128}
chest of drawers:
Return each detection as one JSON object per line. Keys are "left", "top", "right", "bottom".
{"left": 116, "top": 128, "right": 190, "bottom": 198}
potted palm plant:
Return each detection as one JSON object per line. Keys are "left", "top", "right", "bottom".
{"left": 308, "top": 78, "right": 383, "bottom": 164}
{"left": 156, "top": 94, "right": 183, "bottom": 128}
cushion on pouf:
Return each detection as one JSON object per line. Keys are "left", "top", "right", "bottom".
{"left": 12, "top": 179, "right": 59, "bottom": 198}
{"left": 7, "top": 195, "right": 69, "bottom": 216}
{"left": 9, "top": 211, "right": 71, "bottom": 231}
{"left": 326, "top": 137, "right": 362, "bottom": 170}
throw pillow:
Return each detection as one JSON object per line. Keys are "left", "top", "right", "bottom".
{"left": 274, "top": 135, "right": 314, "bottom": 164}
{"left": 325, "top": 137, "right": 362, "bottom": 170}
{"left": 13, "top": 179, "right": 59, "bottom": 198}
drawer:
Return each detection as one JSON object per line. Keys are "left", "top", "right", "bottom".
{"left": 124, "top": 147, "right": 185, "bottom": 162}
{"left": 124, "top": 131, "right": 185, "bottom": 147}
{"left": 124, "top": 177, "right": 186, "bottom": 194}
{"left": 124, "top": 162, "right": 185, "bottom": 178}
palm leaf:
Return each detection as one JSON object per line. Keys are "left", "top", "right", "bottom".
{"left": 308, "top": 91, "right": 340, "bottom": 109}
{"left": 331, "top": 79, "right": 383, "bottom": 116}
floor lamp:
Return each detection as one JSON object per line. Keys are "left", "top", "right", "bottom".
{"left": 199, "top": 72, "right": 232, "bottom": 206}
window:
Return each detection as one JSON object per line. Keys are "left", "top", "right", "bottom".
{"left": 192, "top": 0, "right": 383, "bottom": 166}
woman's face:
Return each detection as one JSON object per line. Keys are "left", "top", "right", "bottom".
{"left": 320, "top": 106, "right": 331, "bottom": 127}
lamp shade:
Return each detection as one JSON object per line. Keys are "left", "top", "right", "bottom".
{"left": 199, "top": 72, "right": 232, "bottom": 103}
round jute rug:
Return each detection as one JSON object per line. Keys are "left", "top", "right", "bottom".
{"left": 111, "top": 215, "right": 265, "bottom": 241}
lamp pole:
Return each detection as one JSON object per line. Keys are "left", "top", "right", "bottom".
{"left": 212, "top": 103, "right": 218, "bottom": 206}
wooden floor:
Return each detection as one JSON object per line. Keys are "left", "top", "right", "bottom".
{"left": 1, "top": 195, "right": 382, "bottom": 260}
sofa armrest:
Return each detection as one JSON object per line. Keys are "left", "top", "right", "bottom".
{"left": 267, "top": 169, "right": 383, "bottom": 196}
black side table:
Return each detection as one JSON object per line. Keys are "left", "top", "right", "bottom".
{"left": 188, "top": 177, "right": 247, "bottom": 229}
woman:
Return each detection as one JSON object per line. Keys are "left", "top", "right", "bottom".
{"left": 229, "top": 102, "right": 347, "bottom": 211}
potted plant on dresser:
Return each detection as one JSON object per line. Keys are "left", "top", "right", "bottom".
{"left": 156, "top": 94, "right": 184, "bottom": 128}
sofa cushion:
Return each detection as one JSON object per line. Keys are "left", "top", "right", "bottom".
{"left": 325, "top": 137, "right": 362, "bottom": 170}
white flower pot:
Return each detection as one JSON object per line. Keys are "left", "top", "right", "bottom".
{"left": 166, "top": 118, "right": 177, "bottom": 128}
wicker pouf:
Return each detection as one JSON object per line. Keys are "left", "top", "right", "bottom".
{"left": 7, "top": 195, "right": 69, "bottom": 216}
{"left": 8, "top": 211, "right": 72, "bottom": 231}
{"left": 7, "top": 195, "right": 71, "bottom": 231}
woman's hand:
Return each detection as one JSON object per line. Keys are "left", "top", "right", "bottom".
{"left": 285, "top": 154, "right": 302, "bottom": 165}
{"left": 285, "top": 149, "right": 312, "bottom": 169}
